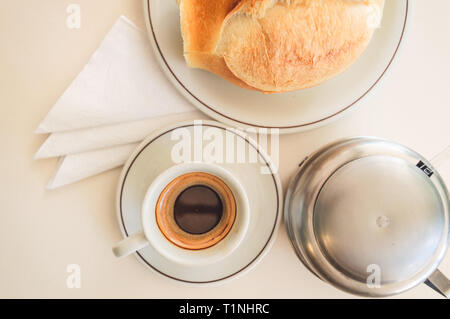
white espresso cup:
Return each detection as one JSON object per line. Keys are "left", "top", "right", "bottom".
{"left": 112, "top": 162, "right": 250, "bottom": 266}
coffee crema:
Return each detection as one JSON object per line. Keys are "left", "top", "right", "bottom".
{"left": 155, "top": 172, "right": 236, "bottom": 250}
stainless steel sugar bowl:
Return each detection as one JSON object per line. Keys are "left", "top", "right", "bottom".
{"left": 284, "top": 137, "right": 450, "bottom": 298}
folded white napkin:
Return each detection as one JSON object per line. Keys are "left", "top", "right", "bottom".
{"left": 45, "top": 112, "right": 207, "bottom": 189}
{"left": 35, "top": 111, "right": 200, "bottom": 159}
{"left": 36, "top": 16, "right": 202, "bottom": 189}
{"left": 36, "top": 16, "right": 194, "bottom": 133}
{"left": 47, "top": 144, "right": 139, "bottom": 189}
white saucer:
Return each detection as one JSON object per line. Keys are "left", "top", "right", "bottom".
{"left": 143, "top": 0, "right": 409, "bottom": 133}
{"left": 116, "top": 120, "right": 282, "bottom": 283}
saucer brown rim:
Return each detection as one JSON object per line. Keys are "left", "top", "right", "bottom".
{"left": 119, "top": 123, "right": 281, "bottom": 284}
{"left": 155, "top": 172, "right": 236, "bottom": 250}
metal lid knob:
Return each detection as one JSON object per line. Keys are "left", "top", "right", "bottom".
{"left": 314, "top": 156, "right": 445, "bottom": 284}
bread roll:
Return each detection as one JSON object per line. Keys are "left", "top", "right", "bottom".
{"left": 178, "top": 0, "right": 384, "bottom": 93}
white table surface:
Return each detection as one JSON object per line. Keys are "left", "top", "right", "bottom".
{"left": 0, "top": 0, "right": 449, "bottom": 298}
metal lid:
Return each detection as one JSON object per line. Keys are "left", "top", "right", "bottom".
{"left": 285, "top": 137, "right": 450, "bottom": 297}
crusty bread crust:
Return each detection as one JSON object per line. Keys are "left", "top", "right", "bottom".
{"left": 179, "top": 0, "right": 240, "bottom": 54}
{"left": 178, "top": 0, "right": 384, "bottom": 93}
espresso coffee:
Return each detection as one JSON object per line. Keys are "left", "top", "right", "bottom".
{"left": 155, "top": 172, "right": 236, "bottom": 250}
{"left": 174, "top": 185, "right": 223, "bottom": 235}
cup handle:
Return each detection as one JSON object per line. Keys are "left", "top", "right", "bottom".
{"left": 112, "top": 232, "right": 149, "bottom": 258}
{"left": 425, "top": 269, "right": 450, "bottom": 298}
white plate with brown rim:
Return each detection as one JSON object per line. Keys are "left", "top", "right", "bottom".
{"left": 143, "top": 0, "right": 409, "bottom": 134}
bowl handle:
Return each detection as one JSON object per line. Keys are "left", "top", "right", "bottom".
{"left": 426, "top": 269, "right": 450, "bottom": 298}
{"left": 431, "top": 145, "right": 450, "bottom": 184}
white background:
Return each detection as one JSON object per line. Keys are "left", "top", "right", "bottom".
{"left": 0, "top": 0, "right": 449, "bottom": 298}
